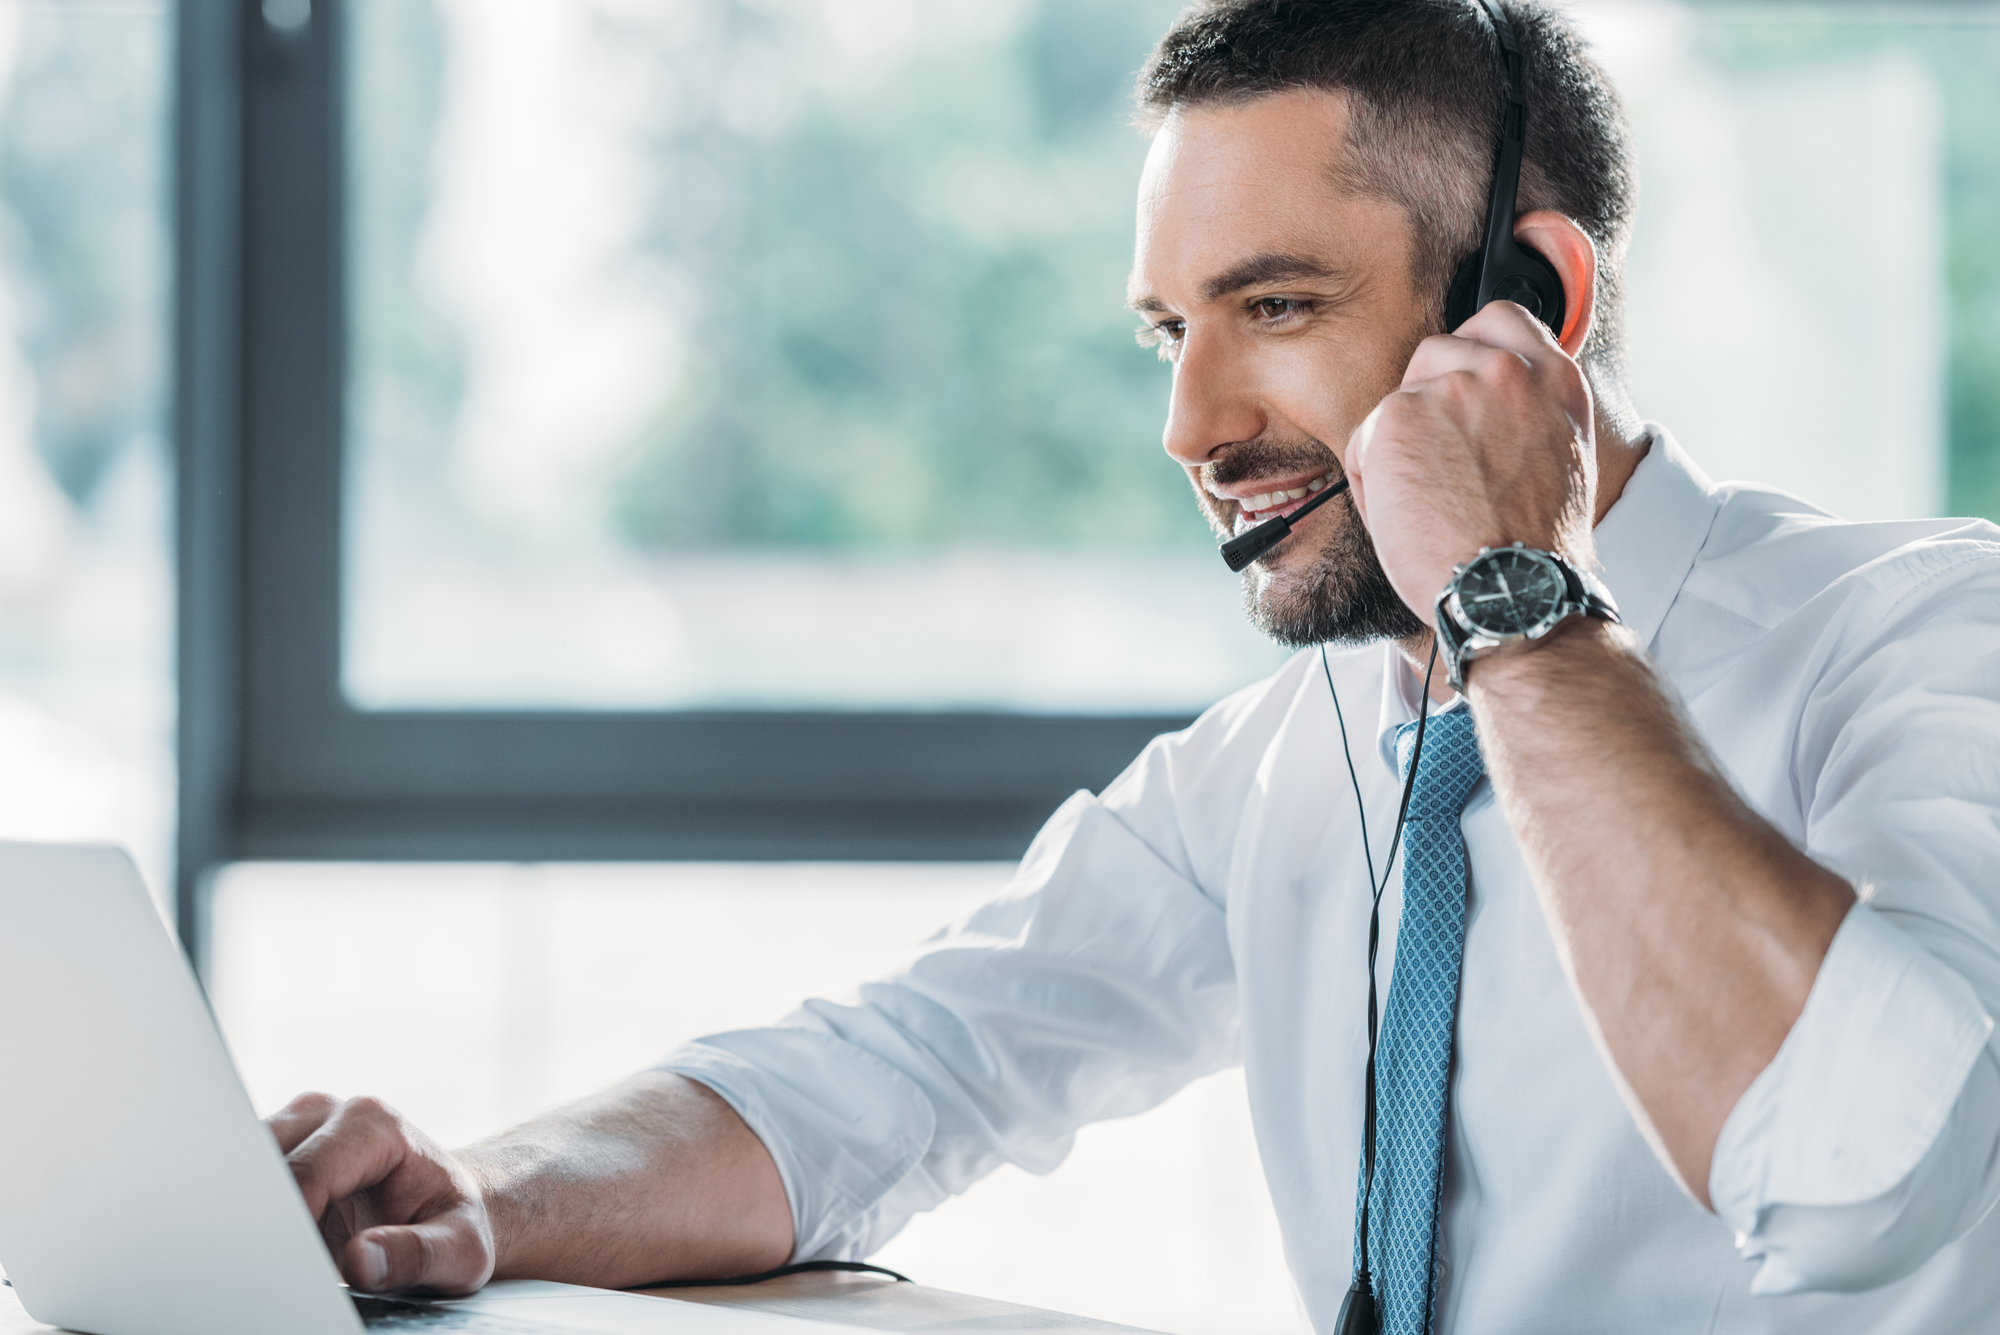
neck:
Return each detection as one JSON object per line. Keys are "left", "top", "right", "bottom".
{"left": 1590, "top": 395, "right": 1650, "bottom": 527}
{"left": 1395, "top": 631, "right": 1453, "bottom": 706}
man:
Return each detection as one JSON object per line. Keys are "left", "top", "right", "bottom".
{"left": 273, "top": 2, "right": 2000, "bottom": 1331}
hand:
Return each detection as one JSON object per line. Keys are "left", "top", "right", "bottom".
{"left": 1342, "top": 300, "right": 1598, "bottom": 624}
{"left": 268, "top": 1092, "right": 497, "bottom": 1296}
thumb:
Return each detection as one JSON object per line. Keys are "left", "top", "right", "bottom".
{"left": 345, "top": 1210, "right": 494, "bottom": 1296}
{"left": 1344, "top": 404, "right": 1383, "bottom": 524}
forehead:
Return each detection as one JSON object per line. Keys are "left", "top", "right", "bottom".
{"left": 1132, "top": 90, "right": 1406, "bottom": 304}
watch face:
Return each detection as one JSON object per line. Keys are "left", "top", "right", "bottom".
{"left": 1456, "top": 548, "right": 1566, "bottom": 637}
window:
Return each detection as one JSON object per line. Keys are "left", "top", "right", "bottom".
{"left": 0, "top": 0, "right": 171, "bottom": 897}
{"left": 343, "top": 0, "right": 1281, "bottom": 716}
{"left": 184, "top": 0, "right": 2000, "bottom": 930}
{"left": 181, "top": 0, "right": 1283, "bottom": 942}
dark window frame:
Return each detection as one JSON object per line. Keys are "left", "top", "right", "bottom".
{"left": 173, "top": 0, "right": 1190, "bottom": 969}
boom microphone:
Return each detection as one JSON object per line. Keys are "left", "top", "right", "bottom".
{"left": 1218, "top": 476, "right": 1349, "bottom": 572}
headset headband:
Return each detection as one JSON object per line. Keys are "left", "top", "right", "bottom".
{"left": 1446, "top": 0, "right": 1567, "bottom": 335}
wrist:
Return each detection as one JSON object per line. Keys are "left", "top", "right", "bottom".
{"left": 457, "top": 1144, "right": 523, "bottom": 1276}
{"left": 1462, "top": 613, "right": 1628, "bottom": 694}
{"left": 1433, "top": 543, "right": 1618, "bottom": 692}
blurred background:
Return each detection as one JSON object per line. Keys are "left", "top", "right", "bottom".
{"left": 0, "top": 1, "right": 1996, "bottom": 1331}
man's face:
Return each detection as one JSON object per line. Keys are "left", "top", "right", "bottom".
{"left": 1129, "top": 90, "right": 1431, "bottom": 647}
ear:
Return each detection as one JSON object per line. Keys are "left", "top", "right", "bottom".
{"left": 1513, "top": 210, "right": 1597, "bottom": 358}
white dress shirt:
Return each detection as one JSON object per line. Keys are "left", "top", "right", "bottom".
{"left": 665, "top": 429, "right": 2000, "bottom": 1333}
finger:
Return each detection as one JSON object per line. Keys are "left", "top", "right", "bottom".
{"left": 1448, "top": 297, "right": 1565, "bottom": 361}
{"left": 1401, "top": 328, "right": 1531, "bottom": 389}
{"left": 1344, "top": 402, "right": 1385, "bottom": 523}
{"left": 287, "top": 1097, "right": 412, "bottom": 1221}
{"left": 1401, "top": 297, "right": 1565, "bottom": 388}
{"left": 347, "top": 1209, "right": 494, "bottom": 1297}
{"left": 1430, "top": 304, "right": 1597, "bottom": 430}
{"left": 267, "top": 1091, "right": 341, "bottom": 1155}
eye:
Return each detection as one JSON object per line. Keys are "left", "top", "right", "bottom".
{"left": 1251, "top": 297, "right": 1309, "bottom": 321}
{"left": 1136, "top": 319, "right": 1186, "bottom": 362}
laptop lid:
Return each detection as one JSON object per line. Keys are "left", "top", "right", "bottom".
{"left": 0, "top": 841, "right": 363, "bottom": 1335}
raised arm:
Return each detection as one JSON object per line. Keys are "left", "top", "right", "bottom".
{"left": 1465, "top": 616, "right": 1853, "bottom": 1201}
{"left": 1343, "top": 296, "right": 1856, "bottom": 1204}
{"left": 269, "top": 1071, "right": 792, "bottom": 1296}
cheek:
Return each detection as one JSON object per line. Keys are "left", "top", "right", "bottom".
{"left": 1189, "top": 474, "right": 1229, "bottom": 525}
{"left": 1258, "top": 333, "right": 1407, "bottom": 447}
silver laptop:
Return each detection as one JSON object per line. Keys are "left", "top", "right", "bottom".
{"left": 0, "top": 841, "right": 868, "bottom": 1335}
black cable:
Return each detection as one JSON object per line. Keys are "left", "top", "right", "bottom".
{"left": 641, "top": 1260, "right": 911, "bottom": 1290}
{"left": 1331, "top": 639, "right": 1439, "bottom": 1301}
{"left": 1380, "top": 641, "right": 1439, "bottom": 903}
{"left": 1323, "top": 646, "right": 1379, "bottom": 897}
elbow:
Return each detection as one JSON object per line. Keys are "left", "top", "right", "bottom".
{"left": 1709, "top": 906, "right": 2000, "bottom": 1295}
{"left": 1733, "top": 1061, "right": 2000, "bottom": 1296}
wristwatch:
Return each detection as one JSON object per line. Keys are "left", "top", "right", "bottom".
{"left": 1434, "top": 542, "right": 1620, "bottom": 692}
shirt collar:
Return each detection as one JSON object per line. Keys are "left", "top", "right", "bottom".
{"left": 1592, "top": 424, "right": 1721, "bottom": 652}
{"left": 1374, "top": 646, "right": 1465, "bottom": 773}
{"left": 1370, "top": 424, "right": 1720, "bottom": 773}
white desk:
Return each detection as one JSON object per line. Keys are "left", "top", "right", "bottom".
{"left": 1, "top": 1272, "right": 1165, "bottom": 1334}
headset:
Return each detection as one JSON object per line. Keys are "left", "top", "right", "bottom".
{"left": 1446, "top": 0, "right": 1567, "bottom": 336}
{"left": 1217, "top": 0, "right": 1567, "bottom": 577}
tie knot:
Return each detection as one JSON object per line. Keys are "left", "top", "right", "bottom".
{"left": 1396, "top": 708, "right": 1485, "bottom": 819}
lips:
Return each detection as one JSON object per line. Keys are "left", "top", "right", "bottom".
{"left": 1216, "top": 469, "right": 1340, "bottom": 532}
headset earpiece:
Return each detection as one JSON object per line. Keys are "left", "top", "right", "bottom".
{"left": 1487, "top": 246, "right": 1566, "bottom": 332}
{"left": 1444, "top": 239, "right": 1566, "bottom": 336}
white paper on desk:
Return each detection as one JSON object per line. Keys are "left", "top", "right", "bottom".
{"left": 436, "top": 1279, "right": 881, "bottom": 1334}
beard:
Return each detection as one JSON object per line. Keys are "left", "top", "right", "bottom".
{"left": 1197, "top": 436, "right": 1426, "bottom": 650}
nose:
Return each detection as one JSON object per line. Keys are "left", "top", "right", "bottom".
{"left": 1161, "top": 329, "right": 1266, "bottom": 470}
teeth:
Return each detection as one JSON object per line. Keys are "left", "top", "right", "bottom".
{"left": 1236, "top": 471, "right": 1336, "bottom": 514}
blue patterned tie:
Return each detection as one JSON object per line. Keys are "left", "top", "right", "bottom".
{"left": 1354, "top": 708, "right": 1485, "bottom": 1335}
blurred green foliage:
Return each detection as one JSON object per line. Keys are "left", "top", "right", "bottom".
{"left": 345, "top": 0, "right": 466, "bottom": 532}
{"left": 345, "top": 1, "right": 2000, "bottom": 560}
{"left": 0, "top": 8, "right": 167, "bottom": 503}
{"left": 604, "top": 0, "right": 1196, "bottom": 551}
{"left": 348, "top": 0, "right": 462, "bottom": 463}
{"left": 2, "top": 2, "right": 1995, "bottom": 556}
{"left": 1694, "top": 14, "right": 2000, "bottom": 522}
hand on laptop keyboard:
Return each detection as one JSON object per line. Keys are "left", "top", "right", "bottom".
{"left": 269, "top": 1092, "right": 498, "bottom": 1297}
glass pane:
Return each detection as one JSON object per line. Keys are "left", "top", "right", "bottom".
{"left": 1587, "top": 0, "right": 1979, "bottom": 524}
{"left": 345, "top": 0, "right": 1997, "bottom": 715}
{"left": 208, "top": 862, "right": 1306, "bottom": 1335}
{"left": 343, "top": 0, "right": 1286, "bottom": 714}
{"left": 0, "top": 1, "right": 173, "bottom": 897}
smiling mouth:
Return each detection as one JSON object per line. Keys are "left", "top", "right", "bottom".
{"left": 1226, "top": 470, "right": 1340, "bottom": 532}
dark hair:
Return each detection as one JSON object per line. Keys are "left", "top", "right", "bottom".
{"left": 1137, "top": 0, "right": 1636, "bottom": 389}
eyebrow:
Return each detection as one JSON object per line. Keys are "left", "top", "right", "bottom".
{"left": 1201, "top": 253, "right": 1346, "bottom": 301}
{"left": 1127, "top": 252, "right": 1350, "bottom": 313}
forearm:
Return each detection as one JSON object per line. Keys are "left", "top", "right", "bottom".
{"left": 1466, "top": 618, "right": 1855, "bottom": 1204}
{"left": 462, "top": 1070, "right": 793, "bottom": 1287}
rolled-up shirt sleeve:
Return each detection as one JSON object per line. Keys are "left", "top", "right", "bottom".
{"left": 1708, "top": 538, "right": 2000, "bottom": 1292}
{"left": 660, "top": 768, "right": 1241, "bottom": 1262}
{"left": 1710, "top": 902, "right": 1998, "bottom": 1293}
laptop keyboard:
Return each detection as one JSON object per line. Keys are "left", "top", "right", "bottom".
{"left": 353, "top": 1294, "right": 592, "bottom": 1333}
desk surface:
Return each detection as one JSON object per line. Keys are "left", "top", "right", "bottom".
{"left": 1, "top": 1272, "right": 1164, "bottom": 1334}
